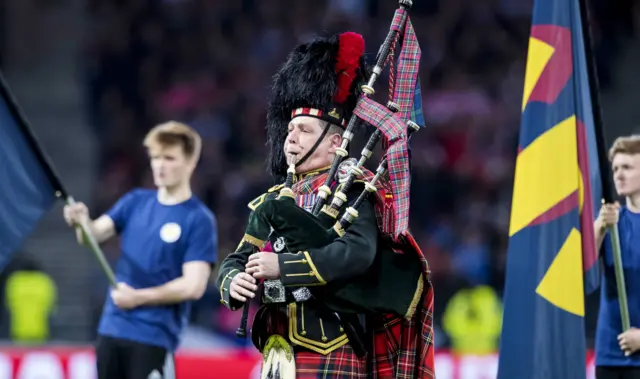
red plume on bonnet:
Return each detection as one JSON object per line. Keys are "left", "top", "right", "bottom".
{"left": 333, "top": 32, "right": 365, "bottom": 104}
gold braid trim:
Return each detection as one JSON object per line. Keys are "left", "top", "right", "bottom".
{"left": 303, "top": 251, "right": 326, "bottom": 284}
{"left": 243, "top": 234, "right": 265, "bottom": 249}
{"left": 288, "top": 303, "right": 348, "bottom": 355}
{"left": 219, "top": 268, "right": 239, "bottom": 301}
{"left": 405, "top": 274, "right": 424, "bottom": 320}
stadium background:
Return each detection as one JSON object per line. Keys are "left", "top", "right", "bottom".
{"left": 0, "top": 0, "right": 638, "bottom": 378}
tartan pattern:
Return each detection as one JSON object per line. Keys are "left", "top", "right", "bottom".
{"left": 371, "top": 233, "right": 435, "bottom": 379}
{"left": 354, "top": 97, "right": 410, "bottom": 238}
{"left": 293, "top": 172, "right": 329, "bottom": 195}
{"left": 255, "top": 306, "right": 368, "bottom": 379}
{"left": 392, "top": 15, "right": 422, "bottom": 123}
{"left": 356, "top": 168, "right": 395, "bottom": 236}
{"left": 256, "top": 171, "right": 434, "bottom": 378}
{"left": 292, "top": 170, "right": 395, "bottom": 236}
{"left": 390, "top": 10, "right": 423, "bottom": 126}
{"left": 353, "top": 9, "right": 422, "bottom": 238}
{"left": 390, "top": 8, "right": 404, "bottom": 32}
{"left": 297, "top": 193, "right": 317, "bottom": 212}
{"left": 293, "top": 172, "right": 330, "bottom": 212}
{"left": 295, "top": 345, "right": 368, "bottom": 379}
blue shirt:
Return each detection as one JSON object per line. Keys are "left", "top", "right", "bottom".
{"left": 596, "top": 206, "right": 640, "bottom": 367}
{"left": 97, "top": 188, "right": 217, "bottom": 351}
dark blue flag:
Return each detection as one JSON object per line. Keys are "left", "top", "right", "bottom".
{"left": 0, "top": 75, "right": 59, "bottom": 272}
{"left": 497, "top": 0, "right": 602, "bottom": 378}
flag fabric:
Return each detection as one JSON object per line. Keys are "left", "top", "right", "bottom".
{"left": 497, "top": 0, "right": 603, "bottom": 378}
{"left": 0, "top": 77, "right": 58, "bottom": 272}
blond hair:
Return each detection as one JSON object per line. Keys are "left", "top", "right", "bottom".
{"left": 609, "top": 135, "right": 640, "bottom": 162}
{"left": 143, "top": 121, "right": 202, "bottom": 162}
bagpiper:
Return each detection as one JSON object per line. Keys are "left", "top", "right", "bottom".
{"left": 216, "top": 3, "right": 434, "bottom": 377}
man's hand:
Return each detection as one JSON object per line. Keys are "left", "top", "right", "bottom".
{"left": 245, "top": 252, "right": 280, "bottom": 280}
{"left": 110, "top": 282, "right": 141, "bottom": 310}
{"left": 618, "top": 327, "right": 640, "bottom": 356}
{"left": 63, "top": 202, "right": 90, "bottom": 227}
{"left": 229, "top": 272, "right": 258, "bottom": 302}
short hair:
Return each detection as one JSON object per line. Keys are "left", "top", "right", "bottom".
{"left": 609, "top": 135, "right": 640, "bottom": 161}
{"left": 327, "top": 123, "right": 343, "bottom": 137}
{"left": 143, "top": 121, "right": 202, "bottom": 162}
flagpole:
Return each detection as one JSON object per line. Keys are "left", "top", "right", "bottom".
{"left": 0, "top": 71, "right": 117, "bottom": 287}
{"left": 577, "top": 0, "right": 630, "bottom": 330}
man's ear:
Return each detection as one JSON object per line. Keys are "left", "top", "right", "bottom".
{"left": 329, "top": 133, "right": 342, "bottom": 149}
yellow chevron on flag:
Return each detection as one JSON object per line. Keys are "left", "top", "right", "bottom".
{"left": 509, "top": 115, "right": 580, "bottom": 237}
{"left": 535, "top": 228, "right": 585, "bottom": 316}
{"left": 522, "top": 37, "right": 555, "bottom": 112}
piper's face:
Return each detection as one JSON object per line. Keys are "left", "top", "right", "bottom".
{"left": 612, "top": 153, "right": 640, "bottom": 197}
{"left": 148, "top": 143, "right": 193, "bottom": 189}
{"left": 284, "top": 116, "right": 342, "bottom": 173}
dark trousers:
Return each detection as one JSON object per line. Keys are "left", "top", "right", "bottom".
{"left": 95, "top": 336, "right": 175, "bottom": 379}
{"left": 597, "top": 366, "right": 640, "bottom": 379}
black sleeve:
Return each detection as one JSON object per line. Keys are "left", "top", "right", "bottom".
{"left": 278, "top": 198, "right": 378, "bottom": 287}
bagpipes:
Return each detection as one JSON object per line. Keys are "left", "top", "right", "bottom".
{"left": 236, "top": 0, "right": 422, "bottom": 339}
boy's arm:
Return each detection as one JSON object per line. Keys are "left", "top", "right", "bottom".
{"left": 78, "top": 189, "right": 139, "bottom": 245}
{"left": 76, "top": 215, "right": 116, "bottom": 245}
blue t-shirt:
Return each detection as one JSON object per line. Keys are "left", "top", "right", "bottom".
{"left": 97, "top": 188, "right": 217, "bottom": 352}
{"left": 596, "top": 206, "right": 640, "bottom": 367}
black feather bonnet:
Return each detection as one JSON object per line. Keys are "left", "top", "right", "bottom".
{"left": 266, "top": 32, "right": 370, "bottom": 182}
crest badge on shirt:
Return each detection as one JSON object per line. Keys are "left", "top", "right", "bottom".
{"left": 273, "top": 237, "right": 285, "bottom": 252}
{"left": 160, "top": 222, "right": 182, "bottom": 243}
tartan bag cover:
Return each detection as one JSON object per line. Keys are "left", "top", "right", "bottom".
{"left": 353, "top": 8, "right": 422, "bottom": 240}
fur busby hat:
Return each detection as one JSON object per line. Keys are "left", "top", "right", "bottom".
{"left": 266, "top": 32, "right": 369, "bottom": 181}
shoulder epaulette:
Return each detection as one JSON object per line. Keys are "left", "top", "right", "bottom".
{"left": 268, "top": 184, "right": 285, "bottom": 193}
{"left": 247, "top": 185, "right": 285, "bottom": 211}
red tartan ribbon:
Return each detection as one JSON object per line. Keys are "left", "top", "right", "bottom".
{"left": 354, "top": 97, "right": 409, "bottom": 238}
{"left": 390, "top": 8, "right": 404, "bottom": 32}
{"left": 392, "top": 12, "right": 421, "bottom": 122}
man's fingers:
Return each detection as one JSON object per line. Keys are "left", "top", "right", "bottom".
{"left": 248, "top": 253, "right": 261, "bottom": 261}
{"left": 229, "top": 289, "right": 247, "bottom": 302}
{"left": 237, "top": 277, "right": 258, "bottom": 291}
{"left": 235, "top": 286, "right": 255, "bottom": 299}
{"left": 239, "top": 272, "right": 256, "bottom": 284}
{"left": 253, "top": 271, "right": 265, "bottom": 279}
{"left": 230, "top": 282, "right": 256, "bottom": 300}
{"left": 246, "top": 260, "right": 258, "bottom": 268}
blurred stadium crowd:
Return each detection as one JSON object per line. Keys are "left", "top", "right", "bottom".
{"left": 3, "top": 0, "right": 637, "bottom": 351}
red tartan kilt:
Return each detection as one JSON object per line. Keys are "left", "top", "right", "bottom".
{"left": 254, "top": 306, "right": 369, "bottom": 378}
{"left": 371, "top": 276, "right": 435, "bottom": 379}
{"left": 295, "top": 344, "right": 368, "bottom": 379}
